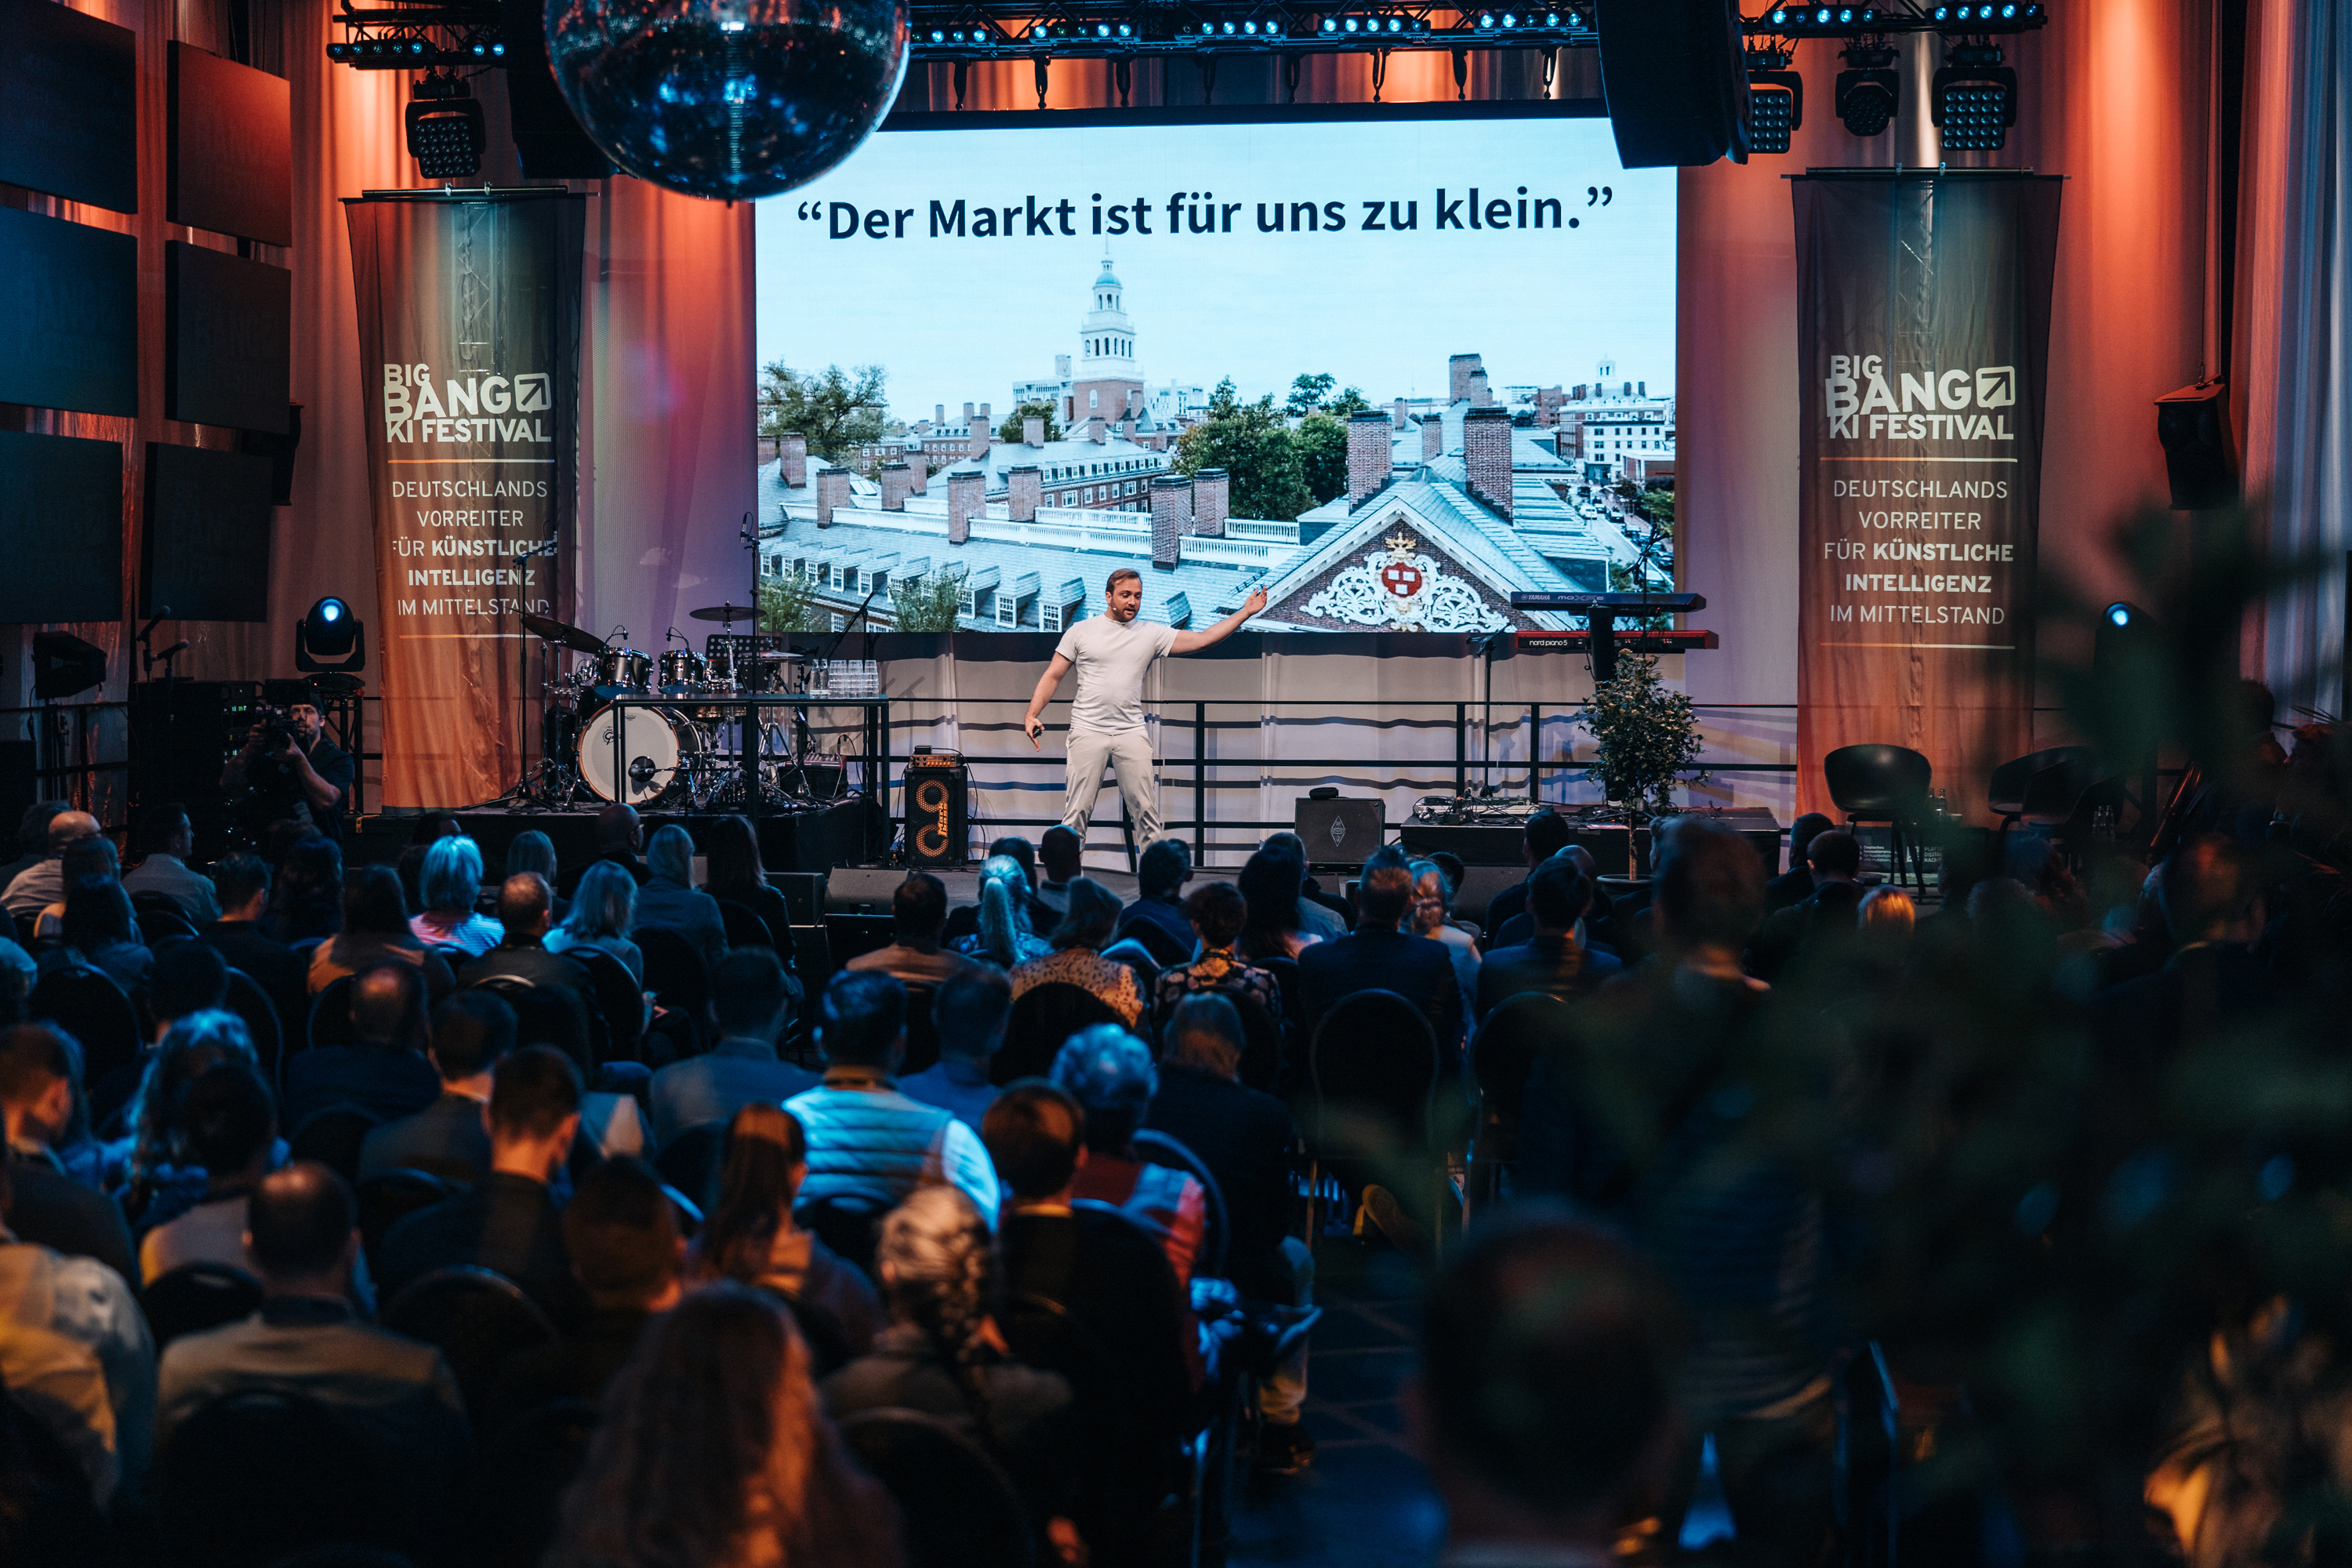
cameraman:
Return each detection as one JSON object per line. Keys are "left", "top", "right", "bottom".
{"left": 222, "top": 700, "right": 354, "bottom": 842}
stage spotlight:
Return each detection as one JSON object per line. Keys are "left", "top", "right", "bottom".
{"left": 2104, "top": 602, "right": 2137, "bottom": 630}
{"left": 1835, "top": 46, "right": 1899, "bottom": 136}
{"left": 1747, "top": 64, "right": 1804, "bottom": 154}
{"left": 1933, "top": 43, "right": 2016, "bottom": 151}
{"left": 405, "top": 73, "right": 484, "bottom": 179}
{"left": 296, "top": 596, "right": 367, "bottom": 675}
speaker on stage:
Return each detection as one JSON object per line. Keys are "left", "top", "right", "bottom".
{"left": 826, "top": 866, "right": 910, "bottom": 914}
{"left": 1596, "top": 0, "right": 1751, "bottom": 168}
{"left": 1295, "top": 796, "right": 1384, "bottom": 871}
{"left": 903, "top": 761, "right": 969, "bottom": 869}
{"left": 2155, "top": 379, "right": 2238, "bottom": 510}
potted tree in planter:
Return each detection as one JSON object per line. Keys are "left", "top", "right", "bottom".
{"left": 1574, "top": 652, "right": 1708, "bottom": 877}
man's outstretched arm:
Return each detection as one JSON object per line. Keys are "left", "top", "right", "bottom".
{"left": 1171, "top": 587, "right": 1268, "bottom": 655}
{"left": 1022, "top": 653, "right": 1074, "bottom": 745}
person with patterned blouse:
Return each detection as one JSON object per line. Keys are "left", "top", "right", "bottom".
{"left": 1008, "top": 878, "right": 1145, "bottom": 1028}
{"left": 1151, "top": 880, "right": 1282, "bottom": 1036}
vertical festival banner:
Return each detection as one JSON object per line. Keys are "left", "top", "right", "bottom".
{"left": 347, "top": 189, "right": 586, "bottom": 808}
{"left": 1793, "top": 173, "right": 2061, "bottom": 822}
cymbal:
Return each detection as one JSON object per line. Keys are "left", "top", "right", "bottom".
{"left": 688, "top": 603, "right": 761, "bottom": 622}
{"left": 522, "top": 612, "right": 606, "bottom": 654}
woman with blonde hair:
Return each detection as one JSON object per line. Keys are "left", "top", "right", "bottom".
{"left": 951, "top": 854, "right": 1051, "bottom": 969}
{"left": 545, "top": 1282, "right": 902, "bottom": 1568}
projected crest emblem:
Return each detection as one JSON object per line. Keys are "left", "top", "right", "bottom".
{"left": 1304, "top": 528, "right": 1509, "bottom": 633}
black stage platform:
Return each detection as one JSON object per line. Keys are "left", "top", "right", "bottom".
{"left": 350, "top": 795, "right": 886, "bottom": 876}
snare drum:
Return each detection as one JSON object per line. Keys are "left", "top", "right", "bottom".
{"left": 594, "top": 648, "right": 652, "bottom": 691}
{"left": 658, "top": 649, "right": 706, "bottom": 692}
{"left": 577, "top": 703, "right": 706, "bottom": 804}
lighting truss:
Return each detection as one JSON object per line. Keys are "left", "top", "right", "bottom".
{"left": 328, "top": 2, "right": 505, "bottom": 68}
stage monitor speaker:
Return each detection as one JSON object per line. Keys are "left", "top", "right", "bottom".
{"left": 1451, "top": 862, "right": 1526, "bottom": 930}
{"left": 2156, "top": 379, "right": 2238, "bottom": 510}
{"left": 497, "top": 0, "right": 615, "bottom": 179}
{"left": 826, "top": 866, "right": 909, "bottom": 915}
{"left": 1294, "top": 797, "right": 1384, "bottom": 870}
{"left": 238, "top": 403, "right": 302, "bottom": 506}
{"left": 1595, "top": 0, "right": 1751, "bottom": 168}
{"left": 33, "top": 632, "right": 105, "bottom": 700}
{"left": 771, "top": 871, "right": 825, "bottom": 927}
{"left": 904, "top": 764, "right": 969, "bottom": 868}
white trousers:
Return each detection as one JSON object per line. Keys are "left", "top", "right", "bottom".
{"left": 1062, "top": 726, "right": 1160, "bottom": 848}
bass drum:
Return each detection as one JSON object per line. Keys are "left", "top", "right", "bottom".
{"left": 577, "top": 704, "right": 706, "bottom": 804}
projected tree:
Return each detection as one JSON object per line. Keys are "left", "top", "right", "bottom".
{"left": 1175, "top": 380, "right": 1312, "bottom": 522}
{"left": 1295, "top": 413, "right": 1348, "bottom": 505}
{"left": 1285, "top": 372, "right": 1335, "bottom": 419}
{"left": 759, "top": 362, "right": 888, "bottom": 461}
{"left": 996, "top": 401, "right": 1062, "bottom": 443}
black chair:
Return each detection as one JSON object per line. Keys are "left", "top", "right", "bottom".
{"left": 996, "top": 982, "right": 1127, "bottom": 1084}
{"left": 1824, "top": 742, "right": 1934, "bottom": 891}
{"left": 13, "top": 909, "right": 41, "bottom": 949}
{"left": 288, "top": 1102, "right": 382, "bottom": 1183}
{"left": 382, "top": 1265, "right": 559, "bottom": 1426}
{"left": 902, "top": 981, "right": 941, "bottom": 1076}
{"left": 2019, "top": 755, "right": 2122, "bottom": 844}
{"left": 1466, "top": 993, "right": 1576, "bottom": 1214}
{"left": 1988, "top": 745, "right": 2096, "bottom": 837}
{"left": 570, "top": 946, "right": 648, "bottom": 1062}
{"left": 27, "top": 963, "right": 142, "bottom": 1091}
{"left": 158, "top": 1387, "right": 399, "bottom": 1568}
{"left": 795, "top": 1189, "right": 891, "bottom": 1276}
{"left": 1098, "top": 938, "right": 1162, "bottom": 989}
{"left": 305, "top": 973, "right": 358, "bottom": 1051}
{"left": 355, "top": 1167, "right": 460, "bottom": 1269}
{"left": 634, "top": 927, "right": 712, "bottom": 1036}
{"left": 1305, "top": 989, "right": 1443, "bottom": 1244}
{"left": 473, "top": 1397, "right": 598, "bottom": 1568}
{"left": 652, "top": 1123, "right": 728, "bottom": 1213}
{"left": 143, "top": 1261, "right": 264, "bottom": 1349}
{"left": 1122, "top": 916, "right": 1193, "bottom": 970}
{"left": 837, "top": 1409, "right": 1035, "bottom": 1568}
{"left": 760, "top": 1287, "right": 858, "bottom": 1377}
{"left": 716, "top": 898, "right": 775, "bottom": 952}
{"left": 220, "top": 967, "right": 285, "bottom": 1083}
{"left": 135, "top": 904, "right": 201, "bottom": 946}
{"left": 1134, "top": 1127, "right": 1229, "bottom": 1280}
{"left": 1254, "top": 953, "right": 1306, "bottom": 1086}
{"left": 1224, "top": 989, "right": 1286, "bottom": 1094}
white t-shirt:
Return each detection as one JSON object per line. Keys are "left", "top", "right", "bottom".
{"left": 1055, "top": 614, "right": 1178, "bottom": 735}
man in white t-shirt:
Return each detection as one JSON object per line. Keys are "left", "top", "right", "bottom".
{"left": 1023, "top": 568, "right": 1266, "bottom": 849}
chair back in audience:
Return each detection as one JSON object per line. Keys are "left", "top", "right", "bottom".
{"left": 1225, "top": 990, "right": 1285, "bottom": 1094}
{"left": 652, "top": 1123, "right": 727, "bottom": 1214}
{"left": 1097, "top": 939, "right": 1160, "bottom": 988}
{"left": 134, "top": 901, "right": 201, "bottom": 947}
{"left": 715, "top": 899, "right": 774, "bottom": 952}
{"left": 306, "top": 974, "right": 358, "bottom": 1051}
{"left": 1132, "top": 1129, "right": 1229, "bottom": 1279}
{"left": 382, "top": 1265, "right": 558, "bottom": 1425}
{"left": 995, "top": 983, "right": 1127, "bottom": 1085}
{"left": 837, "top": 1408, "right": 1036, "bottom": 1568}
{"left": 1254, "top": 953, "right": 1305, "bottom": 1029}
{"left": 1469, "top": 993, "right": 1573, "bottom": 1131}
{"left": 1307, "top": 989, "right": 1440, "bottom": 1153}
{"left": 569, "top": 946, "right": 647, "bottom": 1062}
{"left": 793, "top": 1189, "right": 892, "bottom": 1276}
{"left": 287, "top": 1103, "right": 383, "bottom": 1184}
{"left": 354, "top": 1168, "right": 462, "bottom": 1270}
{"left": 158, "top": 1387, "right": 398, "bottom": 1568}
{"left": 220, "top": 967, "right": 285, "bottom": 1083}
{"left": 13, "top": 909, "right": 40, "bottom": 949}
{"left": 633, "top": 927, "right": 712, "bottom": 1021}
{"left": 472, "top": 1396, "right": 597, "bottom": 1568}
{"left": 758, "top": 1285, "right": 857, "bottom": 1378}
{"left": 143, "top": 1261, "right": 265, "bottom": 1349}
{"left": 1121, "top": 918, "right": 1192, "bottom": 969}
{"left": 901, "top": 981, "right": 940, "bottom": 1076}
{"left": 28, "top": 964, "right": 141, "bottom": 1089}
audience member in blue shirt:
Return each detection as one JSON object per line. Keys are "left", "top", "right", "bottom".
{"left": 898, "top": 965, "right": 1010, "bottom": 1132}
{"left": 629, "top": 825, "right": 728, "bottom": 967}
{"left": 649, "top": 948, "right": 815, "bottom": 1147}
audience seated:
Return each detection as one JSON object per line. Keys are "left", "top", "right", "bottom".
{"left": 822, "top": 1184, "right": 1083, "bottom": 1552}
{"left": 484, "top": 1155, "right": 684, "bottom": 1432}
{"left": 1117, "top": 839, "right": 1196, "bottom": 954}
{"left": 408, "top": 837, "right": 503, "bottom": 956}
{"left": 199, "top": 853, "right": 310, "bottom": 1025}
{"left": 357, "top": 989, "right": 514, "bottom": 1185}
{"left": 458, "top": 874, "right": 591, "bottom": 993}
{"left": 649, "top": 947, "right": 815, "bottom": 1146}
{"left": 0, "top": 1157, "right": 154, "bottom": 1508}
{"left": 47, "top": 875, "right": 152, "bottom": 990}
{"left": 1477, "top": 858, "right": 1620, "bottom": 1017}
{"left": 1409, "top": 858, "right": 1481, "bottom": 1034}
{"left": 502, "top": 829, "right": 571, "bottom": 923}
{"left": 157, "top": 1163, "right": 468, "bottom": 1538}
{"left": 785, "top": 973, "right": 998, "bottom": 1226}
{"left": 690, "top": 1104, "right": 883, "bottom": 1358}
{"left": 555, "top": 804, "right": 648, "bottom": 899}
{"left": 1417, "top": 1209, "right": 1678, "bottom": 1564}
{"left": 1009, "top": 878, "right": 1145, "bottom": 1028}
{"left": 1053, "top": 1025, "right": 1208, "bottom": 1286}
{"left": 138, "top": 1058, "right": 278, "bottom": 1284}
{"left": 629, "top": 825, "right": 728, "bottom": 967}
{"left": 1480, "top": 808, "right": 1574, "bottom": 939}
{"left": 1746, "top": 827, "right": 1865, "bottom": 983}
{"left": 310, "top": 867, "right": 455, "bottom": 1000}
{"left": 122, "top": 803, "right": 220, "bottom": 925}
{"left": 701, "top": 813, "right": 797, "bottom": 951}
{"left": 375, "top": 1045, "right": 590, "bottom": 1329}
{"left": 392, "top": 815, "right": 462, "bottom": 913}
{"left": 897, "top": 965, "right": 1010, "bottom": 1131}
{"left": 2, "top": 810, "right": 100, "bottom": 919}
{"left": 0, "top": 801, "right": 67, "bottom": 891}
{"left": 121, "top": 1011, "right": 263, "bottom": 1235}
{"left": 1765, "top": 811, "right": 1835, "bottom": 913}
{"left": 1299, "top": 858, "right": 1465, "bottom": 1057}
{"left": 147, "top": 940, "right": 231, "bottom": 1047}
{"left": 0, "top": 1024, "right": 137, "bottom": 1278}
{"left": 266, "top": 837, "right": 346, "bottom": 945}
{"left": 949, "top": 854, "right": 1051, "bottom": 968}
{"left": 1234, "top": 848, "right": 1325, "bottom": 962}
{"left": 542, "top": 1281, "right": 902, "bottom": 1568}
{"left": 282, "top": 964, "right": 442, "bottom": 1129}
{"left": 845, "top": 871, "right": 976, "bottom": 989}
{"left": 1261, "top": 833, "right": 1350, "bottom": 938}
{"left": 543, "top": 860, "right": 646, "bottom": 982}
{"left": 2096, "top": 835, "right": 2284, "bottom": 1107}
{"left": 32, "top": 835, "right": 122, "bottom": 944}
{"left": 1151, "top": 880, "right": 1282, "bottom": 1036}
{"left": 1031, "top": 825, "right": 1083, "bottom": 927}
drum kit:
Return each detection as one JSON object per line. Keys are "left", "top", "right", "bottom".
{"left": 518, "top": 603, "right": 828, "bottom": 809}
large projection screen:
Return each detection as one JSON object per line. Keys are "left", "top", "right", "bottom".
{"left": 754, "top": 112, "right": 1675, "bottom": 636}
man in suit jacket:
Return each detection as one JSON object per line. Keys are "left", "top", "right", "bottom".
{"left": 648, "top": 948, "right": 815, "bottom": 1145}
{"left": 283, "top": 964, "right": 442, "bottom": 1130}
{"left": 1746, "top": 829, "right": 1866, "bottom": 983}
{"left": 458, "top": 874, "right": 592, "bottom": 993}
{"left": 1478, "top": 858, "right": 1623, "bottom": 1018}
{"left": 197, "top": 854, "right": 310, "bottom": 1047}
{"left": 1298, "top": 860, "right": 1465, "bottom": 1058}
{"left": 0, "top": 1024, "right": 137, "bottom": 1280}
{"left": 376, "top": 1045, "right": 590, "bottom": 1330}
{"left": 1479, "top": 808, "right": 1576, "bottom": 939}
{"left": 356, "top": 990, "right": 515, "bottom": 1186}
{"left": 1762, "top": 812, "right": 1834, "bottom": 914}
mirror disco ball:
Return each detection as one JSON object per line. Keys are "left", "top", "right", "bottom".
{"left": 545, "top": 0, "right": 908, "bottom": 201}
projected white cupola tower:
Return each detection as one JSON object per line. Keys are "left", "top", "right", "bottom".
{"left": 1069, "top": 252, "right": 1144, "bottom": 428}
